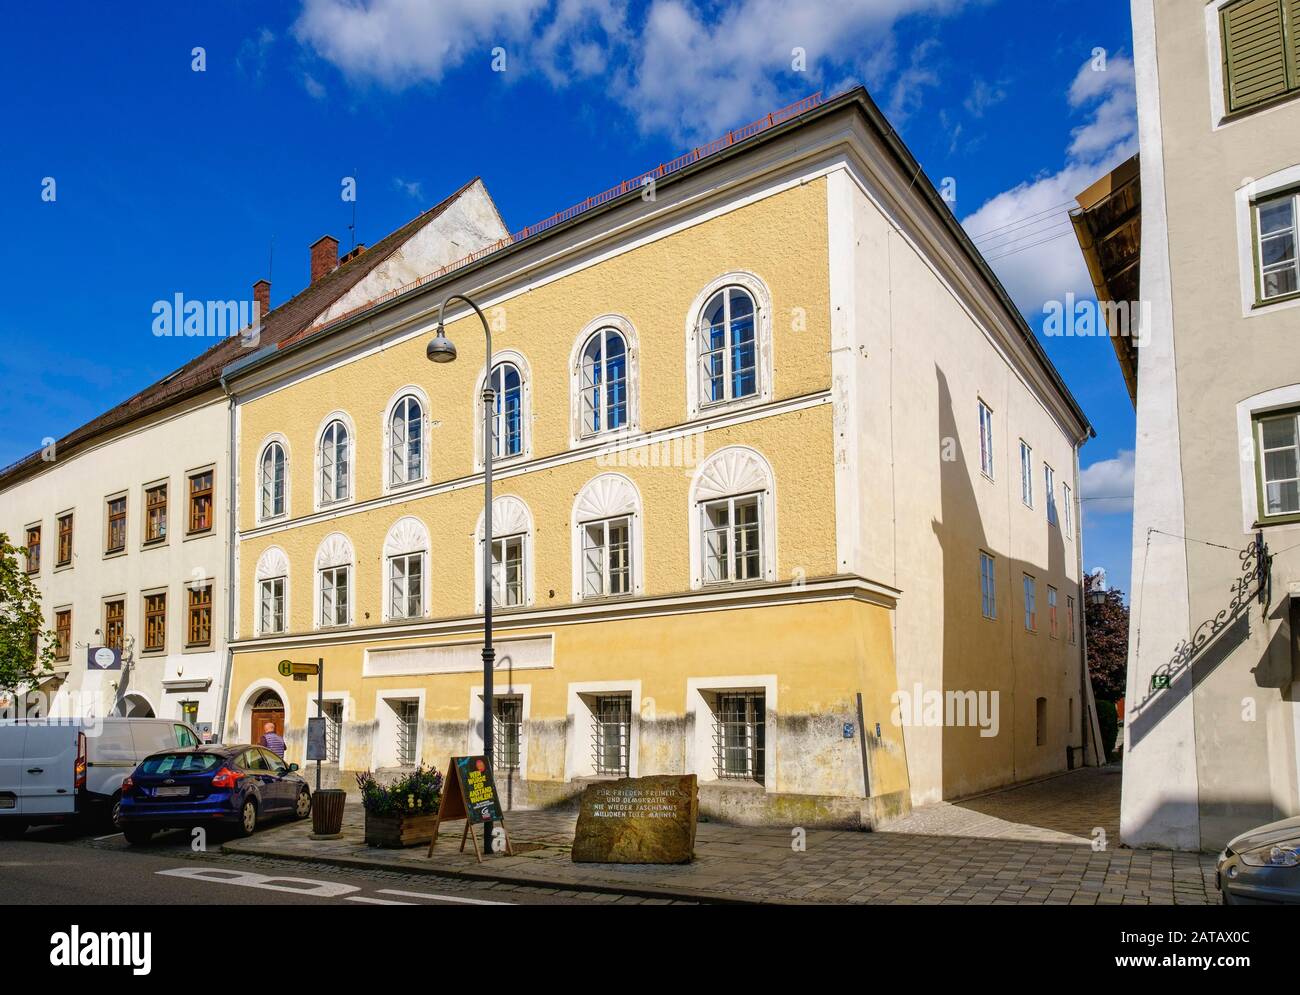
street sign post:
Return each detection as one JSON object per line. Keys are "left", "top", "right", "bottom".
{"left": 277, "top": 660, "right": 326, "bottom": 790}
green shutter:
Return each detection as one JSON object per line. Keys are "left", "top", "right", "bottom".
{"left": 1223, "top": 0, "right": 1290, "bottom": 112}
{"left": 1289, "top": 0, "right": 1300, "bottom": 86}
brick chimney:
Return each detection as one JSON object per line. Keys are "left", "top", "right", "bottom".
{"left": 310, "top": 235, "right": 339, "bottom": 283}
{"left": 252, "top": 279, "right": 270, "bottom": 318}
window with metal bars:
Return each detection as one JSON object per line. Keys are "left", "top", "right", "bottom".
{"left": 322, "top": 700, "right": 343, "bottom": 763}
{"left": 494, "top": 697, "right": 523, "bottom": 771}
{"left": 591, "top": 695, "right": 630, "bottom": 777}
{"left": 714, "top": 692, "right": 765, "bottom": 782}
{"left": 395, "top": 699, "right": 419, "bottom": 766}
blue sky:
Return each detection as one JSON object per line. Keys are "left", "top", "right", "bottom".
{"left": 0, "top": 0, "right": 1137, "bottom": 593}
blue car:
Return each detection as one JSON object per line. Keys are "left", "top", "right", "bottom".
{"left": 118, "top": 744, "right": 311, "bottom": 845}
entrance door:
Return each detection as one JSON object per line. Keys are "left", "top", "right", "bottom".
{"left": 250, "top": 689, "right": 285, "bottom": 747}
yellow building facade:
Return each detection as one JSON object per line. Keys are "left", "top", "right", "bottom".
{"left": 223, "top": 91, "right": 1092, "bottom": 825}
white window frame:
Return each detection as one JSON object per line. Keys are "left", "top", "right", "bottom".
{"left": 1205, "top": 0, "right": 1300, "bottom": 131}
{"left": 688, "top": 446, "right": 777, "bottom": 590}
{"left": 580, "top": 516, "right": 633, "bottom": 599}
{"left": 1044, "top": 463, "right": 1058, "bottom": 526}
{"left": 684, "top": 272, "right": 774, "bottom": 420}
{"left": 1254, "top": 188, "right": 1300, "bottom": 305}
{"left": 571, "top": 473, "right": 644, "bottom": 601}
{"left": 979, "top": 551, "right": 997, "bottom": 620}
{"left": 254, "top": 546, "right": 290, "bottom": 637}
{"left": 315, "top": 412, "right": 355, "bottom": 510}
{"left": 257, "top": 435, "right": 289, "bottom": 523}
{"left": 1019, "top": 440, "right": 1033, "bottom": 507}
{"left": 472, "top": 350, "right": 532, "bottom": 470}
{"left": 388, "top": 552, "right": 424, "bottom": 621}
{"left": 1235, "top": 166, "right": 1300, "bottom": 317}
{"left": 469, "top": 683, "right": 532, "bottom": 779}
{"left": 384, "top": 387, "right": 430, "bottom": 491}
{"left": 258, "top": 577, "right": 286, "bottom": 635}
{"left": 382, "top": 516, "right": 430, "bottom": 622}
{"left": 319, "top": 566, "right": 350, "bottom": 628}
{"left": 313, "top": 532, "right": 354, "bottom": 630}
{"left": 685, "top": 675, "right": 777, "bottom": 791}
{"left": 700, "top": 493, "right": 765, "bottom": 586}
{"left": 978, "top": 399, "right": 995, "bottom": 479}
{"left": 1023, "top": 573, "right": 1037, "bottom": 632}
{"left": 571, "top": 316, "right": 638, "bottom": 444}
{"left": 564, "top": 680, "right": 641, "bottom": 781}
{"left": 1256, "top": 408, "right": 1300, "bottom": 520}
{"left": 1063, "top": 481, "right": 1073, "bottom": 537}
{"left": 474, "top": 496, "right": 534, "bottom": 611}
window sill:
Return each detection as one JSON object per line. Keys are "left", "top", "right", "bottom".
{"left": 1251, "top": 290, "right": 1300, "bottom": 311}
{"left": 185, "top": 528, "right": 214, "bottom": 540}
{"left": 141, "top": 538, "right": 168, "bottom": 550}
{"left": 54, "top": 562, "right": 73, "bottom": 573}
{"left": 1252, "top": 515, "right": 1300, "bottom": 529}
{"left": 103, "top": 549, "right": 127, "bottom": 560}
{"left": 1221, "top": 89, "right": 1300, "bottom": 126}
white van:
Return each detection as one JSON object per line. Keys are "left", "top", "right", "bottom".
{"left": 0, "top": 717, "right": 202, "bottom": 835}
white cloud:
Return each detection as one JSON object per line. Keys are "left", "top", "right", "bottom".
{"left": 292, "top": 0, "right": 972, "bottom": 142}
{"left": 303, "top": 72, "right": 327, "bottom": 99}
{"left": 1080, "top": 448, "right": 1134, "bottom": 516}
{"left": 960, "top": 54, "right": 1137, "bottom": 315}
{"left": 963, "top": 76, "right": 1006, "bottom": 118}
{"left": 393, "top": 177, "right": 424, "bottom": 199}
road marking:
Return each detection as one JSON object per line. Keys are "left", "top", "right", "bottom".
{"left": 377, "top": 888, "right": 513, "bottom": 906}
{"left": 156, "top": 867, "right": 360, "bottom": 898}
{"left": 346, "top": 896, "right": 413, "bottom": 905}
{"left": 94, "top": 833, "right": 123, "bottom": 841}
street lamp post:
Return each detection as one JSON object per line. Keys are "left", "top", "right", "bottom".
{"left": 426, "top": 293, "right": 496, "bottom": 844}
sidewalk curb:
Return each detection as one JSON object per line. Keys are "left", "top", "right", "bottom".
{"left": 219, "top": 839, "right": 813, "bottom": 905}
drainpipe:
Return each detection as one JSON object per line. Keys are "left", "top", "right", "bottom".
{"left": 216, "top": 373, "right": 237, "bottom": 743}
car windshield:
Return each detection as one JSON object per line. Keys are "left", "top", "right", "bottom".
{"left": 139, "top": 753, "right": 223, "bottom": 775}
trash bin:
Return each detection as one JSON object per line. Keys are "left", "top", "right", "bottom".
{"left": 310, "top": 788, "right": 347, "bottom": 840}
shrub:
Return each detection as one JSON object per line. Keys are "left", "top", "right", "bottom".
{"left": 355, "top": 764, "right": 443, "bottom": 817}
{"left": 1096, "top": 699, "right": 1119, "bottom": 762}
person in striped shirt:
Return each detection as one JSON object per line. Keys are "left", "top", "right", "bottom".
{"left": 258, "top": 722, "right": 286, "bottom": 758}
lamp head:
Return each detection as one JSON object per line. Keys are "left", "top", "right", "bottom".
{"left": 426, "top": 324, "right": 457, "bottom": 364}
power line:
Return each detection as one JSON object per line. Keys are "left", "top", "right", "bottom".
{"left": 967, "top": 200, "right": 1075, "bottom": 241}
{"left": 976, "top": 212, "right": 1074, "bottom": 252}
{"left": 983, "top": 225, "right": 1076, "bottom": 263}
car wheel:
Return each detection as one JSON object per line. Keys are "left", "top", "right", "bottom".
{"left": 111, "top": 792, "right": 123, "bottom": 830}
{"left": 235, "top": 799, "right": 258, "bottom": 838}
{"left": 0, "top": 821, "right": 29, "bottom": 840}
{"left": 122, "top": 826, "right": 153, "bottom": 846}
{"left": 294, "top": 788, "right": 312, "bottom": 820}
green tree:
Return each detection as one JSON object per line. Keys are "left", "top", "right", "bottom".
{"left": 1085, "top": 572, "right": 1129, "bottom": 702}
{"left": 0, "top": 531, "right": 54, "bottom": 700}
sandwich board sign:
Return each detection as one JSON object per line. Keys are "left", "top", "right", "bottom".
{"left": 426, "top": 756, "right": 512, "bottom": 863}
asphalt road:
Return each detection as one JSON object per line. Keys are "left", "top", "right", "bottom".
{"left": 0, "top": 830, "right": 605, "bottom": 906}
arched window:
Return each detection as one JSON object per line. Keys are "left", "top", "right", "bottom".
{"left": 388, "top": 394, "right": 424, "bottom": 486}
{"left": 689, "top": 446, "right": 776, "bottom": 589}
{"left": 384, "top": 517, "right": 429, "bottom": 621}
{"left": 259, "top": 441, "right": 286, "bottom": 520}
{"left": 319, "top": 419, "right": 350, "bottom": 505}
{"left": 700, "top": 286, "right": 757, "bottom": 405}
{"left": 579, "top": 328, "right": 628, "bottom": 437}
{"left": 489, "top": 363, "right": 524, "bottom": 459}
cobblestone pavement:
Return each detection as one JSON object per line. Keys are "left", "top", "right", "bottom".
{"left": 210, "top": 765, "right": 1217, "bottom": 905}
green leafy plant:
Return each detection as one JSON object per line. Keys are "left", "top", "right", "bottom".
{"left": 355, "top": 764, "right": 444, "bottom": 817}
{"left": 1095, "top": 699, "right": 1119, "bottom": 763}
{"left": 0, "top": 532, "right": 55, "bottom": 701}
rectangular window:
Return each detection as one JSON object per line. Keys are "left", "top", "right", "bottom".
{"left": 54, "top": 608, "right": 71, "bottom": 662}
{"left": 188, "top": 469, "right": 213, "bottom": 534}
{"left": 979, "top": 551, "right": 997, "bottom": 620}
{"left": 24, "top": 525, "right": 40, "bottom": 574}
{"left": 1044, "top": 464, "right": 1058, "bottom": 526}
{"left": 581, "top": 516, "right": 632, "bottom": 598}
{"left": 389, "top": 552, "right": 423, "bottom": 619}
{"left": 104, "top": 599, "right": 124, "bottom": 651}
{"left": 1048, "top": 586, "right": 1059, "bottom": 639}
{"left": 1019, "top": 441, "right": 1033, "bottom": 507}
{"left": 396, "top": 699, "right": 419, "bottom": 766}
{"left": 978, "top": 400, "right": 994, "bottom": 478}
{"left": 106, "top": 496, "right": 127, "bottom": 554}
{"left": 1063, "top": 482, "right": 1073, "bottom": 537}
{"left": 1067, "top": 595, "right": 1077, "bottom": 644}
{"left": 1035, "top": 696, "right": 1048, "bottom": 747}
{"left": 714, "top": 692, "right": 765, "bottom": 783}
{"left": 1255, "top": 408, "right": 1300, "bottom": 519}
{"left": 187, "top": 583, "right": 212, "bottom": 648}
{"left": 489, "top": 535, "right": 525, "bottom": 607}
{"left": 1221, "top": 0, "right": 1300, "bottom": 114}
{"left": 702, "top": 494, "right": 763, "bottom": 584}
{"left": 144, "top": 592, "right": 166, "bottom": 653}
{"left": 322, "top": 700, "right": 343, "bottom": 763}
{"left": 57, "top": 513, "right": 73, "bottom": 567}
{"left": 320, "top": 566, "right": 349, "bottom": 627}
{"left": 144, "top": 483, "right": 167, "bottom": 544}
{"left": 1023, "top": 574, "right": 1037, "bottom": 632}
{"left": 259, "top": 577, "right": 285, "bottom": 634}
{"left": 592, "top": 694, "right": 631, "bottom": 776}
{"left": 494, "top": 697, "right": 523, "bottom": 771}
{"left": 1255, "top": 191, "right": 1300, "bottom": 303}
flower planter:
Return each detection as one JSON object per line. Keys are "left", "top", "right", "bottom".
{"left": 364, "top": 811, "right": 439, "bottom": 848}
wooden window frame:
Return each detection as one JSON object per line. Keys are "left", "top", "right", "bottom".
{"left": 24, "top": 523, "right": 40, "bottom": 574}
{"left": 56, "top": 512, "right": 73, "bottom": 568}
{"left": 186, "top": 583, "right": 213, "bottom": 648}
{"left": 143, "top": 481, "right": 168, "bottom": 546}
{"left": 143, "top": 590, "right": 167, "bottom": 654}
{"left": 1220, "top": 0, "right": 1300, "bottom": 117}
{"left": 187, "top": 467, "right": 214, "bottom": 536}
{"left": 104, "top": 598, "right": 125, "bottom": 652}
{"left": 105, "top": 494, "right": 128, "bottom": 556}
{"left": 54, "top": 608, "right": 71, "bottom": 662}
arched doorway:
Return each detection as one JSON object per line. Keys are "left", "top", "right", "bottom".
{"left": 116, "top": 693, "right": 154, "bottom": 718}
{"left": 251, "top": 689, "right": 285, "bottom": 740}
